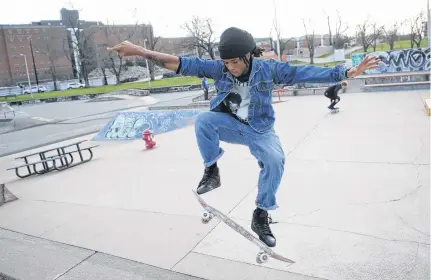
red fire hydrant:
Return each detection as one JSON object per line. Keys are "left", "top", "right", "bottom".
{"left": 142, "top": 130, "right": 156, "bottom": 149}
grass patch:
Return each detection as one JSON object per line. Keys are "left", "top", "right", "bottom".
{"left": 317, "top": 52, "right": 334, "bottom": 58}
{"left": 352, "top": 40, "right": 428, "bottom": 54}
{"left": 0, "top": 76, "right": 209, "bottom": 102}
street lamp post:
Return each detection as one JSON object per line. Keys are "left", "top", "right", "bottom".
{"left": 143, "top": 39, "right": 151, "bottom": 89}
{"left": 20, "top": 54, "right": 33, "bottom": 99}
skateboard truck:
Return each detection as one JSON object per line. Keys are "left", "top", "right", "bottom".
{"left": 201, "top": 211, "right": 214, "bottom": 224}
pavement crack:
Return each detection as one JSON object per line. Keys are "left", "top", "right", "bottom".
{"left": 53, "top": 251, "right": 97, "bottom": 280}
{"left": 284, "top": 208, "right": 321, "bottom": 219}
{"left": 285, "top": 222, "right": 430, "bottom": 246}
{"left": 397, "top": 215, "right": 430, "bottom": 237}
{"left": 345, "top": 179, "right": 422, "bottom": 207}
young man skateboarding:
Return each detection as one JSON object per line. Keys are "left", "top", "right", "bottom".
{"left": 108, "top": 27, "right": 379, "bottom": 247}
{"left": 324, "top": 81, "right": 348, "bottom": 110}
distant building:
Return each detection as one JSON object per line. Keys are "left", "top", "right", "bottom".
{"left": 0, "top": 24, "right": 74, "bottom": 87}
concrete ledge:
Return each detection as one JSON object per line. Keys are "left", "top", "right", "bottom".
{"left": 424, "top": 98, "right": 431, "bottom": 116}
{"left": 362, "top": 83, "right": 430, "bottom": 92}
{"left": 0, "top": 184, "right": 18, "bottom": 206}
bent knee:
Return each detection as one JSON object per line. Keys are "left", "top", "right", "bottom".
{"left": 261, "top": 150, "right": 285, "bottom": 168}
{"left": 195, "top": 111, "right": 215, "bottom": 127}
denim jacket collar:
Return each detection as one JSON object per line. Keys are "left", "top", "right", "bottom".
{"left": 221, "top": 57, "right": 262, "bottom": 83}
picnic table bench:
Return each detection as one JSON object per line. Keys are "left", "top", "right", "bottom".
{"left": 7, "top": 140, "right": 99, "bottom": 179}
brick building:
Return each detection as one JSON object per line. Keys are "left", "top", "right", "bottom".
{"left": 0, "top": 8, "right": 211, "bottom": 87}
{"left": 155, "top": 37, "right": 196, "bottom": 56}
{"left": 0, "top": 25, "right": 74, "bottom": 87}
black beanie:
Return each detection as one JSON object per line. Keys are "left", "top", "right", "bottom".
{"left": 218, "top": 27, "right": 256, "bottom": 59}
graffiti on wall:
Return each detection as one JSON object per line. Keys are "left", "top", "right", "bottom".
{"left": 92, "top": 109, "right": 203, "bottom": 141}
{"left": 351, "top": 47, "right": 430, "bottom": 74}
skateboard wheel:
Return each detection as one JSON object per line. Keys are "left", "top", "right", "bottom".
{"left": 256, "top": 252, "right": 269, "bottom": 264}
{"left": 201, "top": 212, "right": 213, "bottom": 224}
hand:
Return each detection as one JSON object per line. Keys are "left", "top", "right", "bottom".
{"left": 347, "top": 55, "right": 381, "bottom": 78}
{"left": 107, "top": 40, "right": 144, "bottom": 57}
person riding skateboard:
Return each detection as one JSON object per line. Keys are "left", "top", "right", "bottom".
{"left": 324, "top": 81, "right": 348, "bottom": 110}
{"left": 107, "top": 27, "right": 379, "bottom": 248}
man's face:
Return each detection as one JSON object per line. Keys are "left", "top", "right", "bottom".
{"left": 223, "top": 54, "right": 250, "bottom": 77}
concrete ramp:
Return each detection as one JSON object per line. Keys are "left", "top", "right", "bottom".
{"left": 92, "top": 109, "right": 203, "bottom": 141}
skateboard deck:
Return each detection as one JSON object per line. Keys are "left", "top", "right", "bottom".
{"left": 330, "top": 108, "right": 339, "bottom": 113}
{"left": 192, "top": 190, "right": 295, "bottom": 265}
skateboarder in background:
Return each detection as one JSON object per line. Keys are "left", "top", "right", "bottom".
{"left": 202, "top": 77, "right": 209, "bottom": 100}
{"left": 324, "top": 81, "right": 348, "bottom": 110}
{"left": 107, "top": 27, "right": 379, "bottom": 248}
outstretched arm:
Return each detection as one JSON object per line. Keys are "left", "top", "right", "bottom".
{"left": 272, "top": 55, "right": 380, "bottom": 84}
{"left": 107, "top": 41, "right": 223, "bottom": 79}
{"left": 108, "top": 41, "right": 180, "bottom": 71}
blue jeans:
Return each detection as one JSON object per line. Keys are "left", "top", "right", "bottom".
{"left": 194, "top": 111, "right": 285, "bottom": 210}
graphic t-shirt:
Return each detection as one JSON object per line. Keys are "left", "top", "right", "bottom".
{"left": 223, "top": 76, "right": 251, "bottom": 122}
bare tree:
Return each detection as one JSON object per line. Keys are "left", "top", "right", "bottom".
{"left": 62, "top": 20, "right": 97, "bottom": 87}
{"left": 326, "top": 14, "right": 333, "bottom": 46}
{"left": 101, "top": 21, "right": 139, "bottom": 85}
{"left": 45, "top": 43, "right": 60, "bottom": 91}
{"left": 333, "top": 10, "right": 349, "bottom": 49}
{"left": 136, "top": 25, "right": 161, "bottom": 81}
{"left": 408, "top": 11, "right": 425, "bottom": 48}
{"left": 181, "top": 16, "right": 216, "bottom": 59}
{"left": 383, "top": 21, "right": 400, "bottom": 50}
{"left": 371, "top": 23, "right": 384, "bottom": 51}
{"left": 97, "top": 54, "right": 110, "bottom": 86}
{"left": 270, "top": 18, "right": 295, "bottom": 60}
{"left": 303, "top": 19, "right": 315, "bottom": 64}
{"left": 356, "top": 19, "right": 381, "bottom": 53}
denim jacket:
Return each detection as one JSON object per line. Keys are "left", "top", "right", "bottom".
{"left": 176, "top": 57, "right": 348, "bottom": 133}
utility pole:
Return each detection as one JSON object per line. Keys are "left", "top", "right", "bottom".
{"left": 273, "top": 0, "right": 281, "bottom": 61}
{"left": 29, "top": 39, "right": 39, "bottom": 87}
{"left": 428, "top": 0, "right": 430, "bottom": 47}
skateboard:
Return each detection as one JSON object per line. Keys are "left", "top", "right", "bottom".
{"left": 192, "top": 190, "right": 295, "bottom": 265}
{"left": 330, "top": 108, "right": 339, "bottom": 113}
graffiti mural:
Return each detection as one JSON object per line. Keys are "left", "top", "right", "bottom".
{"left": 92, "top": 109, "right": 203, "bottom": 141}
{"left": 351, "top": 47, "right": 430, "bottom": 74}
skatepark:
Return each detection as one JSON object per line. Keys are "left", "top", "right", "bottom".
{"left": 0, "top": 87, "right": 429, "bottom": 280}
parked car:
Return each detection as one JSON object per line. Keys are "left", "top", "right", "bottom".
{"left": 22, "top": 86, "right": 46, "bottom": 94}
{"left": 67, "top": 82, "right": 85, "bottom": 89}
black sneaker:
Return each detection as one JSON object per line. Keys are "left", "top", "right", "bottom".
{"left": 251, "top": 208, "right": 276, "bottom": 247}
{"left": 196, "top": 165, "right": 221, "bottom": 195}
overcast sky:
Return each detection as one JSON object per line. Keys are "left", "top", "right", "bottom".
{"left": 1, "top": 0, "right": 428, "bottom": 39}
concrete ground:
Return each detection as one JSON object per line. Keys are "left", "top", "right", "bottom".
{"left": 0, "top": 89, "right": 429, "bottom": 280}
